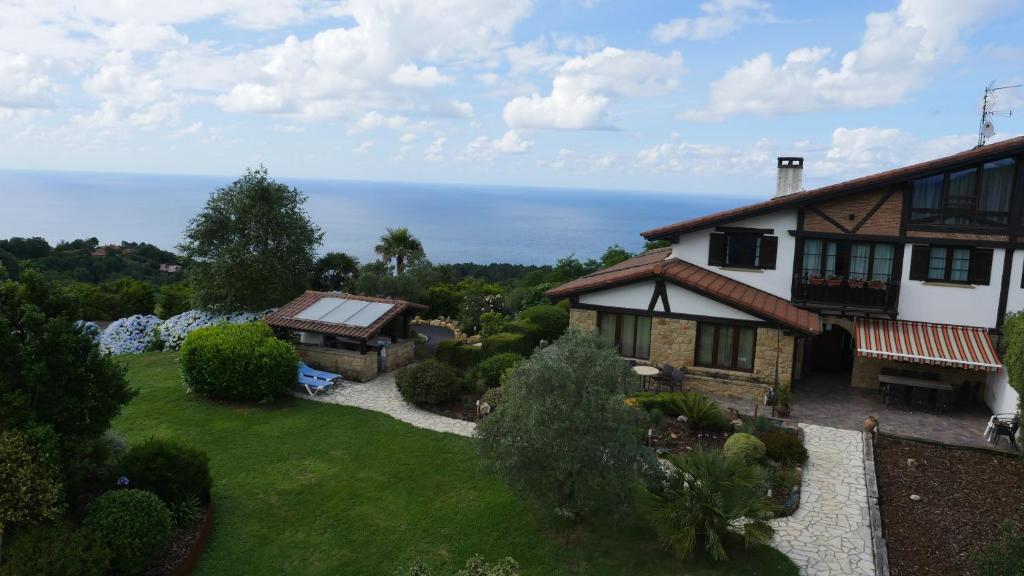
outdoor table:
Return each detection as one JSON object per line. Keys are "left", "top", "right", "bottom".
{"left": 633, "top": 365, "right": 660, "bottom": 391}
{"left": 879, "top": 374, "right": 953, "bottom": 408}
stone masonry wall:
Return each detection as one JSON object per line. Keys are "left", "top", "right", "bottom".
{"left": 568, "top": 308, "right": 598, "bottom": 331}
{"left": 383, "top": 340, "right": 415, "bottom": 372}
{"left": 649, "top": 317, "right": 697, "bottom": 368}
{"left": 296, "top": 344, "right": 379, "bottom": 382}
{"left": 754, "top": 327, "right": 796, "bottom": 389}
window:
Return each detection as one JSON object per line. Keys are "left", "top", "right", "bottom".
{"left": 695, "top": 323, "right": 756, "bottom": 371}
{"left": 708, "top": 230, "right": 778, "bottom": 269}
{"left": 909, "top": 244, "right": 993, "bottom": 285}
{"left": 598, "top": 312, "right": 651, "bottom": 359}
{"left": 909, "top": 158, "right": 1016, "bottom": 227}
{"left": 799, "top": 240, "right": 894, "bottom": 282}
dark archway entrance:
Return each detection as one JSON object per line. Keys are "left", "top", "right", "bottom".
{"left": 809, "top": 324, "right": 854, "bottom": 374}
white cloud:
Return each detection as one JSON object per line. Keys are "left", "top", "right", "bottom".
{"left": 812, "top": 127, "right": 977, "bottom": 178}
{"left": 0, "top": 51, "right": 59, "bottom": 109}
{"left": 353, "top": 140, "right": 374, "bottom": 154}
{"left": 168, "top": 121, "right": 203, "bottom": 138}
{"left": 541, "top": 148, "right": 618, "bottom": 172}
{"left": 216, "top": 83, "right": 284, "bottom": 113}
{"left": 652, "top": 0, "right": 772, "bottom": 43}
{"left": 503, "top": 47, "right": 684, "bottom": 130}
{"left": 466, "top": 130, "right": 533, "bottom": 158}
{"left": 347, "top": 111, "right": 408, "bottom": 134}
{"left": 97, "top": 20, "right": 189, "bottom": 52}
{"left": 684, "top": 0, "right": 1007, "bottom": 119}
{"left": 388, "top": 63, "right": 453, "bottom": 87}
{"left": 424, "top": 136, "right": 446, "bottom": 162}
{"left": 399, "top": 132, "right": 418, "bottom": 144}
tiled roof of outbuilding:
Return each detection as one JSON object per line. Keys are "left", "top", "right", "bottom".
{"left": 545, "top": 248, "right": 821, "bottom": 334}
{"left": 264, "top": 291, "right": 427, "bottom": 341}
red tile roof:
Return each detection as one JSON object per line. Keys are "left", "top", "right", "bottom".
{"left": 264, "top": 291, "right": 427, "bottom": 341}
{"left": 642, "top": 136, "right": 1024, "bottom": 240}
{"left": 546, "top": 249, "right": 821, "bottom": 334}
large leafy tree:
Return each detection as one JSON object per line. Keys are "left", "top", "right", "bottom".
{"left": 374, "top": 227, "right": 424, "bottom": 275}
{"left": 311, "top": 252, "right": 360, "bottom": 292}
{"left": 0, "top": 428, "right": 64, "bottom": 563}
{"left": 476, "top": 328, "right": 655, "bottom": 521}
{"left": 179, "top": 166, "right": 323, "bottom": 311}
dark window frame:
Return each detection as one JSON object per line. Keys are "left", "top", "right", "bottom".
{"left": 709, "top": 231, "right": 778, "bottom": 270}
{"left": 909, "top": 244, "right": 993, "bottom": 285}
{"left": 909, "top": 157, "right": 1017, "bottom": 227}
{"left": 799, "top": 239, "right": 896, "bottom": 283}
{"left": 598, "top": 312, "right": 651, "bottom": 360}
{"left": 694, "top": 322, "right": 756, "bottom": 372}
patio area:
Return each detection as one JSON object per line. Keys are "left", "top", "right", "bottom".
{"left": 790, "top": 373, "right": 1010, "bottom": 452}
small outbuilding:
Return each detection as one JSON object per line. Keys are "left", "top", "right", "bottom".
{"left": 265, "top": 291, "right": 426, "bottom": 382}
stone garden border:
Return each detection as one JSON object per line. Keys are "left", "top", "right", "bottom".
{"left": 862, "top": 432, "right": 890, "bottom": 576}
{"left": 171, "top": 502, "right": 215, "bottom": 576}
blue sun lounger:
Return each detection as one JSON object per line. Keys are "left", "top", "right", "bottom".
{"left": 297, "top": 362, "right": 343, "bottom": 396}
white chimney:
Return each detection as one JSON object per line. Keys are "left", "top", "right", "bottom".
{"left": 775, "top": 157, "right": 804, "bottom": 197}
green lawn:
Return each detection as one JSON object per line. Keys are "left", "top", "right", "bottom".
{"left": 114, "top": 352, "right": 798, "bottom": 576}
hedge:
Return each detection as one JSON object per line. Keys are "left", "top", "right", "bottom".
{"left": 179, "top": 321, "right": 298, "bottom": 402}
{"left": 504, "top": 319, "right": 544, "bottom": 347}
{"left": 83, "top": 489, "right": 171, "bottom": 575}
{"left": 395, "top": 359, "right": 462, "bottom": 406}
{"left": 517, "top": 304, "right": 569, "bottom": 342}
{"left": 477, "top": 352, "right": 524, "bottom": 388}
{"left": 123, "top": 438, "right": 213, "bottom": 505}
{"left": 482, "top": 332, "right": 534, "bottom": 358}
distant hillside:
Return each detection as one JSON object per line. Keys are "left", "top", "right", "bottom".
{"left": 0, "top": 236, "right": 181, "bottom": 284}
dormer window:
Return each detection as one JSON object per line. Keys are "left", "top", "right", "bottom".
{"left": 708, "top": 228, "right": 778, "bottom": 270}
{"left": 909, "top": 158, "right": 1016, "bottom": 227}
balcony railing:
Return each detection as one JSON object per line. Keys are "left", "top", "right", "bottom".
{"left": 791, "top": 275, "right": 900, "bottom": 313}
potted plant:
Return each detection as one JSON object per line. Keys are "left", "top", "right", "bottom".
{"left": 808, "top": 274, "right": 825, "bottom": 285}
{"left": 867, "top": 280, "right": 886, "bottom": 290}
{"left": 774, "top": 386, "right": 793, "bottom": 418}
{"left": 825, "top": 276, "right": 844, "bottom": 287}
{"left": 847, "top": 277, "right": 865, "bottom": 288}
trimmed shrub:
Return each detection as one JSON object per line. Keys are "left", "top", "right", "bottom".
{"left": 453, "top": 345, "right": 483, "bottom": 370}
{"left": 480, "top": 311, "right": 511, "bottom": 338}
{"left": 83, "top": 489, "right": 171, "bottom": 575}
{"left": 517, "top": 304, "right": 569, "bottom": 341}
{"left": 628, "top": 392, "right": 686, "bottom": 417}
{"left": 179, "top": 321, "right": 298, "bottom": 402}
{"left": 435, "top": 339, "right": 461, "bottom": 365}
{"left": 504, "top": 319, "right": 544, "bottom": 347}
{"left": 0, "top": 522, "right": 110, "bottom": 576}
{"left": 477, "top": 353, "right": 524, "bottom": 388}
{"left": 482, "top": 332, "right": 533, "bottom": 358}
{"left": 759, "top": 429, "right": 808, "bottom": 465}
{"left": 481, "top": 386, "right": 503, "bottom": 408}
{"left": 723, "top": 433, "right": 766, "bottom": 463}
{"left": 395, "top": 359, "right": 461, "bottom": 406}
{"left": 123, "top": 438, "right": 213, "bottom": 505}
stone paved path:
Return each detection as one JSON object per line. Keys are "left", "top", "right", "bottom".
{"left": 299, "top": 372, "right": 476, "bottom": 437}
{"left": 771, "top": 424, "right": 875, "bottom": 576}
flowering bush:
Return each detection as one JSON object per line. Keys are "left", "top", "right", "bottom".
{"left": 76, "top": 320, "right": 102, "bottom": 342}
{"left": 156, "top": 309, "right": 269, "bottom": 351}
{"left": 99, "top": 314, "right": 162, "bottom": 355}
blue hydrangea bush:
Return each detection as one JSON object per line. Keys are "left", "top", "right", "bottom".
{"left": 156, "top": 309, "right": 270, "bottom": 351}
{"left": 99, "top": 314, "right": 163, "bottom": 355}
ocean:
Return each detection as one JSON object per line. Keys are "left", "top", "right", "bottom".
{"left": 0, "top": 169, "right": 747, "bottom": 265}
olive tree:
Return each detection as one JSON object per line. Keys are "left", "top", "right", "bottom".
{"left": 476, "top": 328, "right": 654, "bottom": 520}
{"left": 179, "top": 166, "right": 323, "bottom": 311}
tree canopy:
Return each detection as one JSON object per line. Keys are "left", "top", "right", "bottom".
{"left": 476, "top": 328, "right": 654, "bottom": 520}
{"left": 179, "top": 166, "right": 323, "bottom": 311}
{"left": 374, "top": 227, "right": 424, "bottom": 275}
{"left": 311, "top": 252, "right": 360, "bottom": 292}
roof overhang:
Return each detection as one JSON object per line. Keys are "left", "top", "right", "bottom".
{"left": 265, "top": 291, "right": 427, "bottom": 341}
{"left": 854, "top": 318, "right": 1002, "bottom": 372}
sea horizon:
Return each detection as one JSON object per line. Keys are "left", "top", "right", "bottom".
{"left": 0, "top": 168, "right": 751, "bottom": 266}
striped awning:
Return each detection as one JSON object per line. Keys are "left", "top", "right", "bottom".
{"left": 854, "top": 318, "right": 1002, "bottom": 372}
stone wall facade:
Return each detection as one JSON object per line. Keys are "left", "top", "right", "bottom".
{"left": 569, "top": 306, "right": 797, "bottom": 394}
{"left": 296, "top": 344, "right": 379, "bottom": 382}
{"left": 568, "top": 308, "right": 598, "bottom": 331}
{"left": 383, "top": 340, "right": 415, "bottom": 372}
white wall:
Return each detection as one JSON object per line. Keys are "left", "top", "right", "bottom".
{"left": 670, "top": 209, "right": 797, "bottom": 300}
{"left": 1004, "top": 249, "right": 1024, "bottom": 317}
{"left": 896, "top": 246, "right": 1005, "bottom": 329}
{"left": 576, "top": 278, "right": 763, "bottom": 322}
{"left": 985, "top": 369, "right": 1020, "bottom": 414}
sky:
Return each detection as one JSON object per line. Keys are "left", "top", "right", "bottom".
{"left": 1, "top": 0, "right": 1023, "bottom": 197}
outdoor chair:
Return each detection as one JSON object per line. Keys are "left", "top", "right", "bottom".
{"left": 985, "top": 413, "right": 1020, "bottom": 451}
{"left": 297, "top": 361, "right": 343, "bottom": 396}
{"left": 653, "top": 363, "right": 675, "bottom": 391}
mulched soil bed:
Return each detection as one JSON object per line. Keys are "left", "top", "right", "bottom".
{"left": 421, "top": 392, "right": 483, "bottom": 422}
{"left": 649, "top": 419, "right": 731, "bottom": 453}
{"left": 145, "top": 510, "right": 208, "bottom": 576}
{"left": 875, "top": 434, "right": 1024, "bottom": 576}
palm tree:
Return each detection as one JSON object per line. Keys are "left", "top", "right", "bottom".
{"left": 311, "top": 252, "right": 360, "bottom": 291}
{"left": 374, "top": 227, "right": 424, "bottom": 275}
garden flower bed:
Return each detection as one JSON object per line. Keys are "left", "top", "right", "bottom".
{"left": 874, "top": 434, "right": 1024, "bottom": 575}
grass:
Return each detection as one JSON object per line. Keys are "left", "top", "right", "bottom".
{"left": 114, "top": 352, "right": 798, "bottom": 576}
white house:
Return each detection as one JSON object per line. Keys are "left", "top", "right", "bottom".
{"left": 548, "top": 137, "right": 1024, "bottom": 415}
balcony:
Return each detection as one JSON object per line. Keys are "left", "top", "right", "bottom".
{"left": 791, "top": 275, "right": 900, "bottom": 315}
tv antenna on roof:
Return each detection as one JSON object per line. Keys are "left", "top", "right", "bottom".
{"left": 977, "top": 81, "right": 1021, "bottom": 147}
